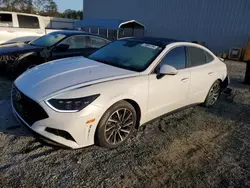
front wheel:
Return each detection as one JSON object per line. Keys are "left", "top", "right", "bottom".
{"left": 203, "top": 80, "right": 221, "bottom": 107}
{"left": 96, "top": 101, "right": 136, "bottom": 149}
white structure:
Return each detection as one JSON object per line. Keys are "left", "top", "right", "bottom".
{"left": 0, "top": 11, "right": 77, "bottom": 44}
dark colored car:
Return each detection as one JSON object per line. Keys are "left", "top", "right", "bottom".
{"left": 0, "top": 31, "right": 110, "bottom": 77}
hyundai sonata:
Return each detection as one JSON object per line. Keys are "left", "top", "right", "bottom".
{"left": 12, "top": 37, "right": 229, "bottom": 149}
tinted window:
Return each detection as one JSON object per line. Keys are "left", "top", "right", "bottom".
{"left": 29, "top": 33, "right": 66, "bottom": 47}
{"left": 0, "top": 13, "right": 13, "bottom": 27}
{"left": 60, "top": 36, "right": 87, "bottom": 49}
{"left": 158, "top": 47, "right": 186, "bottom": 70}
{"left": 187, "top": 47, "right": 206, "bottom": 67}
{"left": 90, "top": 37, "right": 109, "bottom": 48}
{"left": 88, "top": 40, "right": 163, "bottom": 72}
{"left": 17, "top": 15, "right": 39, "bottom": 28}
{"left": 204, "top": 51, "right": 214, "bottom": 63}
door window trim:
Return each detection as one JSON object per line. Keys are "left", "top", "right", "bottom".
{"left": 204, "top": 50, "right": 215, "bottom": 63}
{"left": 0, "top": 13, "right": 13, "bottom": 28}
{"left": 57, "top": 35, "right": 89, "bottom": 49}
{"left": 151, "top": 46, "right": 188, "bottom": 74}
{"left": 186, "top": 46, "right": 212, "bottom": 68}
{"left": 17, "top": 14, "right": 40, "bottom": 29}
{"left": 90, "top": 36, "right": 110, "bottom": 44}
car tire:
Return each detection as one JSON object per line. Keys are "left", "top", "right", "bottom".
{"left": 203, "top": 80, "right": 221, "bottom": 107}
{"left": 96, "top": 100, "right": 136, "bottom": 149}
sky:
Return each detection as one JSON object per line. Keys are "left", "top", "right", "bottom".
{"left": 54, "top": 0, "right": 83, "bottom": 12}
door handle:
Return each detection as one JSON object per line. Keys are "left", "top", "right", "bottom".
{"left": 208, "top": 72, "right": 214, "bottom": 75}
{"left": 181, "top": 78, "right": 189, "bottom": 82}
{"left": 7, "top": 31, "right": 15, "bottom": 33}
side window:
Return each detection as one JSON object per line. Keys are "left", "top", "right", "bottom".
{"left": 90, "top": 37, "right": 109, "bottom": 48}
{"left": 60, "top": 36, "right": 87, "bottom": 49}
{"left": 187, "top": 47, "right": 207, "bottom": 67}
{"left": 0, "top": 13, "right": 13, "bottom": 27}
{"left": 204, "top": 51, "right": 214, "bottom": 63}
{"left": 157, "top": 47, "right": 186, "bottom": 70}
{"left": 17, "top": 15, "right": 40, "bottom": 28}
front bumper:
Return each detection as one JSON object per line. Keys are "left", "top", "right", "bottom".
{"left": 13, "top": 110, "right": 70, "bottom": 148}
{"left": 11, "top": 87, "right": 104, "bottom": 149}
{"left": 12, "top": 103, "right": 103, "bottom": 149}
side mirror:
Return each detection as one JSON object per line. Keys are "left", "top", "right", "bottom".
{"left": 55, "top": 44, "right": 69, "bottom": 52}
{"left": 159, "top": 64, "right": 178, "bottom": 75}
{"left": 157, "top": 64, "right": 178, "bottom": 79}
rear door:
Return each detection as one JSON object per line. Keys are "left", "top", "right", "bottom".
{"left": 16, "top": 14, "right": 44, "bottom": 42}
{"left": 186, "top": 46, "right": 217, "bottom": 104}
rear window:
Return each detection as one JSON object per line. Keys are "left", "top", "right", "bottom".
{"left": 17, "top": 15, "right": 40, "bottom": 28}
{"left": 0, "top": 13, "right": 13, "bottom": 27}
{"left": 90, "top": 37, "right": 109, "bottom": 48}
{"left": 204, "top": 51, "right": 214, "bottom": 63}
{"left": 187, "top": 47, "right": 207, "bottom": 67}
{"left": 88, "top": 40, "right": 163, "bottom": 72}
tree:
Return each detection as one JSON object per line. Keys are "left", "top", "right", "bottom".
{"left": 0, "top": 0, "right": 59, "bottom": 15}
{"left": 61, "top": 9, "right": 83, "bottom": 20}
{"left": 43, "top": 0, "right": 58, "bottom": 16}
{"left": 0, "top": 0, "right": 83, "bottom": 19}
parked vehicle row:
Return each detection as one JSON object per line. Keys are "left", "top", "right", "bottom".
{"left": 0, "top": 11, "right": 77, "bottom": 44}
{"left": 0, "top": 31, "right": 110, "bottom": 77}
{"left": 11, "top": 37, "right": 229, "bottom": 149}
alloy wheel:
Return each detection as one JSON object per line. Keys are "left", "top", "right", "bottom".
{"left": 104, "top": 108, "right": 134, "bottom": 145}
{"left": 207, "top": 82, "right": 221, "bottom": 105}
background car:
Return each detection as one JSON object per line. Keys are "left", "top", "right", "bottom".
{"left": 0, "top": 31, "right": 110, "bottom": 77}
{"left": 12, "top": 37, "right": 228, "bottom": 149}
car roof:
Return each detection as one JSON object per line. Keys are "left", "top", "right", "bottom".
{"left": 121, "top": 37, "right": 182, "bottom": 48}
{"left": 50, "top": 30, "right": 109, "bottom": 39}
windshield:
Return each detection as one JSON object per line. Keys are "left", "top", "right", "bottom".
{"left": 88, "top": 40, "right": 163, "bottom": 72}
{"left": 29, "top": 33, "right": 67, "bottom": 47}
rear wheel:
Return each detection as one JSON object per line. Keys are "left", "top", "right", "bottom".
{"left": 96, "top": 101, "right": 136, "bottom": 149}
{"left": 203, "top": 80, "right": 221, "bottom": 107}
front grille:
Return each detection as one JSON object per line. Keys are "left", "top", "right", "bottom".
{"left": 12, "top": 85, "right": 49, "bottom": 126}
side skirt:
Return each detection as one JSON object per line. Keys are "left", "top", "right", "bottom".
{"left": 139, "top": 103, "right": 201, "bottom": 128}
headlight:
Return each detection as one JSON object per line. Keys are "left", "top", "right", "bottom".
{"left": 46, "top": 94, "right": 100, "bottom": 112}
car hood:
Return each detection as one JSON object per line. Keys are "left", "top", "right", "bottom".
{"left": 0, "top": 42, "right": 44, "bottom": 55}
{"left": 14, "top": 56, "right": 138, "bottom": 101}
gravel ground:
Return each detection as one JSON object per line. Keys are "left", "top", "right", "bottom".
{"left": 1, "top": 60, "right": 250, "bottom": 188}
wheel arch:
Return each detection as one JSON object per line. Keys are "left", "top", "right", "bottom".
{"left": 15, "top": 52, "right": 42, "bottom": 70}
{"left": 94, "top": 97, "right": 142, "bottom": 139}
{"left": 124, "top": 99, "right": 141, "bottom": 129}
{"left": 93, "top": 98, "right": 142, "bottom": 146}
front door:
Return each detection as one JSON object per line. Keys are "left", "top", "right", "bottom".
{"left": 51, "top": 35, "right": 90, "bottom": 60}
{"left": 147, "top": 46, "right": 191, "bottom": 121}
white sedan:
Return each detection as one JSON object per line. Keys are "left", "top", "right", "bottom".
{"left": 12, "top": 37, "right": 229, "bottom": 149}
